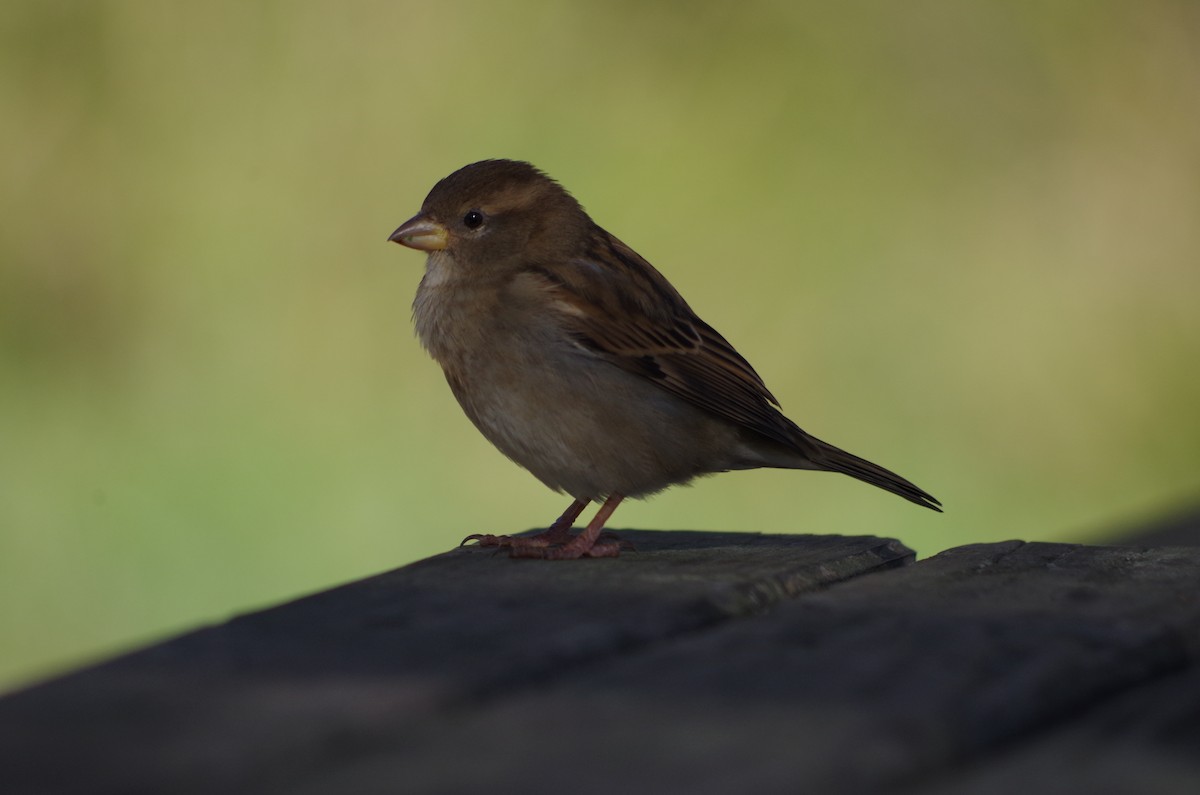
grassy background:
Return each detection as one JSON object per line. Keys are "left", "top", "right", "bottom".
{"left": 2, "top": 0, "right": 1198, "bottom": 691}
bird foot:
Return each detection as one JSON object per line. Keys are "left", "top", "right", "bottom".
{"left": 461, "top": 526, "right": 572, "bottom": 549}
{"left": 461, "top": 495, "right": 628, "bottom": 559}
{"left": 509, "top": 538, "right": 623, "bottom": 559}
{"left": 461, "top": 530, "right": 629, "bottom": 558}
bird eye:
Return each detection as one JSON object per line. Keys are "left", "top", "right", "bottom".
{"left": 463, "top": 210, "right": 484, "bottom": 230}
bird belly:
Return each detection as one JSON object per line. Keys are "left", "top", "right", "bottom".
{"left": 443, "top": 344, "right": 743, "bottom": 501}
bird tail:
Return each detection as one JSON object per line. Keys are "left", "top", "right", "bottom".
{"left": 808, "top": 437, "right": 942, "bottom": 512}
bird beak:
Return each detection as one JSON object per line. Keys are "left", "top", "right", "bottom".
{"left": 388, "top": 214, "right": 449, "bottom": 251}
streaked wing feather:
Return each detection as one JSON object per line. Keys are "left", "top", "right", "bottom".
{"left": 528, "top": 227, "right": 801, "bottom": 449}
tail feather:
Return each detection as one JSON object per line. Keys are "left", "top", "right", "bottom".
{"left": 810, "top": 438, "right": 942, "bottom": 512}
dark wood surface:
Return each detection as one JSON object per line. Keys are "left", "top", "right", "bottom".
{"left": 3, "top": 530, "right": 1199, "bottom": 794}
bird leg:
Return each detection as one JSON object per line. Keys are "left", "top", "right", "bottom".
{"left": 461, "top": 498, "right": 589, "bottom": 549}
{"left": 510, "top": 494, "right": 625, "bottom": 559}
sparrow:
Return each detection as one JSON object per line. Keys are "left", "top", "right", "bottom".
{"left": 389, "top": 160, "right": 939, "bottom": 559}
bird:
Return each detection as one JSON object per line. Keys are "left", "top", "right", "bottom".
{"left": 388, "top": 159, "right": 939, "bottom": 559}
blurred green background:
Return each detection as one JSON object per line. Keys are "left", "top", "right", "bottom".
{"left": 2, "top": 0, "right": 1198, "bottom": 692}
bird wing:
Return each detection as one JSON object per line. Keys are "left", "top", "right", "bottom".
{"left": 522, "top": 227, "right": 802, "bottom": 449}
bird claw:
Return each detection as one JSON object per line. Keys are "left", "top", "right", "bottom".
{"left": 461, "top": 533, "right": 504, "bottom": 547}
{"left": 461, "top": 533, "right": 554, "bottom": 550}
{"left": 599, "top": 531, "right": 636, "bottom": 551}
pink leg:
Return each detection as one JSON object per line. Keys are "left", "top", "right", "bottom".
{"left": 511, "top": 494, "right": 626, "bottom": 560}
{"left": 462, "top": 498, "right": 589, "bottom": 549}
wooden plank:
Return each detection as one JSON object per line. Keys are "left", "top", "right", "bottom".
{"left": 286, "top": 542, "right": 1200, "bottom": 795}
{"left": 0, "top": 531, "right": 912, "bottom": 795}
{"left": 927, "top": 666, "right": 1200, "bottom": 793}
